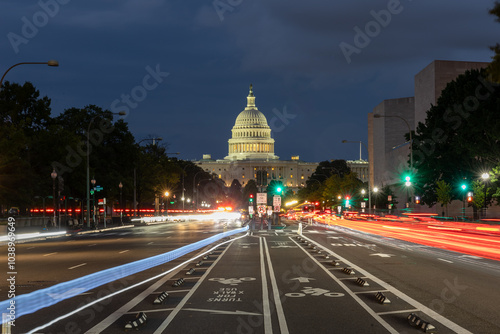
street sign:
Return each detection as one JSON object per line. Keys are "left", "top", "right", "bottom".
{"left": 257, "top": 193, "right": 267, "bottom": 204}
{"left": 257, "top": 205, "right": 266, "bottom": 214}
{"left": 248, "top": 206, "right": 254, "bottom": 214}
{"left": 95, "top": 186, "right": 103, "bottom": 192}
{"left": 273, "top": 195, "right": 281, "bottom": 206}
{"left": 388, "top": 195, "right": 392, "bottom": 201}
{"left": 98, "top": 198, "right": 106, "bottom": 205}
{"left": 274, "top": 205, "right": 280, "bottom": 212}
{"left": 267, "top": 206, "right": 272, "bottom": 216}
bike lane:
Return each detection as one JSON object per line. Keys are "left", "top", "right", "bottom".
{"left": 263, "top": 234, "right": 399, "bottom": 334}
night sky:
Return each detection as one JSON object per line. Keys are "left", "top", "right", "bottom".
{"left": 3, "top": 0, "right": 499, "bottom": 163}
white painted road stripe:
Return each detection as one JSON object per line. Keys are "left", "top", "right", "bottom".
{"left": 43, "top": 252, "right": 58, "bottom": 256}
{"left": 264, "top": 238, "right": 290, "bottom": 334}
{"left": 87, "top": 244, "right": 97, "bottom": 247}
{"left": 119, "top": 250, "right": 129, "bottom": 254}
{"left": 438, "top": 258, "right": 453, "bottom": 263}
{"left": 260, "top": 238, "right": 273, "bottom": 334}
{"left": 68, "top": 263, "right": 87, "bottom": 270}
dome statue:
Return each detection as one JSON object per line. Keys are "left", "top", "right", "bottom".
{"left": 224, "top": 85, "right": 279, "bottom": 161}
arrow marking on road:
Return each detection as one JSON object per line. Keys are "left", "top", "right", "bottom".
{"left": 370, "top": 253, "right": 396, "bottom": 258}
{"left": 290, "top": 277, "right": 316, "bottom": 283}
{"left": 183, "top": 308, "right": 262, "bottom": 316}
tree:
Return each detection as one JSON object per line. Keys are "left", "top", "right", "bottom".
{"left": 228, "top": 179, "right": 243, "bottom": 209}
{"left": 411, "top": 68, "right": 500, "bottom": 206}
{"left": 489, "top": 2, "right": 500, "bottom": 82}
{"left": 0, "top": 81, "right": 54, "bottom": 210}
{"left": 436, "top": 180, "right": 452, "bottom": 216}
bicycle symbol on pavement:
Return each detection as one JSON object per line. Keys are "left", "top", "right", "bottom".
{"left": 285, "top": 287, "right": 344, "bottom": 298}
{"left": 209, "top": 277, "right": 256, "bottom": 285}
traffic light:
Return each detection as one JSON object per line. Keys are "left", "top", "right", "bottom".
{"left": 404, "top": 175, "right": 411, "bottom": 187}
{"left": 467, "top": 192, "right": 473, "bottom": 202}
{"left": 249, "top": 194, "right": 254, "bottom": 202}
{"left": 345, "top": 196, "right": 350, "bottom": 207}
{"left": 461, "top": 184, "right": 467, "bottom": 191}
{"left": 415, "top": 196, "right": 420, "bottom": 204}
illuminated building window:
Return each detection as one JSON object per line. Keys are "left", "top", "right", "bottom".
{"left": 218, "top": 174, "right": 221, "bottom": 178}
{"left": 301, "top": 175, "right": 304, "bottom": 179}
{"left": 290, "top": 175, "right": 293, "bottom": 178}
{"left": 242, "top": 175, "right": 245, "bottom": 178}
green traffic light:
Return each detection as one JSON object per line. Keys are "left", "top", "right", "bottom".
{"left": 461, "top": 184, "right": 467, "bottom": 190}
{"left": 277, "top": 187, "right": 282, "bottom": 193}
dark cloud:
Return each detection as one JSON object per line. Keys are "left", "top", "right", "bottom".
{"left": 1, "top": 0, "right": 498, "bottom": 163}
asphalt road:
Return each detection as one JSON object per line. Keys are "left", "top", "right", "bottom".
{"left": 3, "top": 218, "right": 500, "bottom": 333}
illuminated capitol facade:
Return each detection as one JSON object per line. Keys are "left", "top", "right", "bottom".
{"left": 196, "top": 85, "right": 368, "bottom": 190}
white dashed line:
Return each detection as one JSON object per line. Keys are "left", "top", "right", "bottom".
{"left": 68, "top": 263, "right": 87, "bottom": 270}
{"left": 119, "top": 250, "right": 129, "bottom": 254}
{"left": 43, "top": 252, "right": 58, "bottom": 256}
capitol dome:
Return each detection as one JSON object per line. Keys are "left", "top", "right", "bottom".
{"left": 225, "top": 85, "right": 279, "bottom": 161}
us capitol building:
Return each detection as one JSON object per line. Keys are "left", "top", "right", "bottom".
{"left": 196, "top": 85, "right": 368, "bottom": 191}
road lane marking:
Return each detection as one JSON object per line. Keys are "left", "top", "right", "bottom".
{"left": 88, "top": 244, "right": 97, "bottom": 247}
{"left": 377, "top": 309, "right": 419, "bottom": 316}
{"left": 68, "top": 263, "right": 87, "bottom": 270}
{"left": 43, "top": 252, "right": 58, "bottom": 256}
{"left": 126, "top": 308, "right": 175, "bottom": 314}
{"left": 183, "top": 308, "right": 262, "bottom": 316}
{"left": 260, "top": 238, "right": 273, "bottom": 334}
{"left": 296, "top": 235, "right": 474, "bottom": 334}
{"left": 27, "top": 247, "right": 35, "bottom": 249}
{"left": 147, "top": 242, "right": 154, "bottom": 245}
{"left": 264, "top": 239, "right": 290, "bottom": 334}
{"left": 438, "top": 258, "right": 453, "bottom": 263}
{"left": 119, "top": 250, "right": 129, "bottom": 254}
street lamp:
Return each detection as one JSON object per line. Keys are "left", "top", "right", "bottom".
{"left": 119, "top": 182, "right": 123, "bottom": 225}
{"left": 51, "top": 169, "right": 57, "bottom": 228}
{"left": 0, "top": 60, "right": 59, "bottom": 89}
{"left": 342, "top": 140, "right": 371, "bottom": 214}
{"left": 373, "top": 187, "right": 379, "bottom": 209}
{"left": 86, "top": 111, "right": 126, "bottom": 228}
{"left": 373, "top": 114, "right": 413, "bottom": 170}
{"left": 481, "top": 173, "right": 490, "bottom": 218}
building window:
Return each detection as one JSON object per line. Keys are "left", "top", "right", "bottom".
{"left": 242, "top": 175, "right": 245, "bottom": 178}
{"left": 301, "top": 175, "right": 304, "bottom": 179}
{"left": 290, "top": 174, "right": 293, "bottom": 178}
{"left": 219, "top": 174, "right": 222, "bottom": 178}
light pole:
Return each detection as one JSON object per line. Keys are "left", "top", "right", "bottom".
{"left": 164, "top": 191, "right": 169, "bottom": 216}
{"left": 91, "top": 177, "right": 96, "bottom": 227}
{"left": 373, "top": 114, "right": 413, "bottom": 171}
{"left": 86, "top": 111, "right": 126, "bottom": 228}
{"left": 119, "top": 182, "right": 123, "bottom": 225}
{"left": 51, "top": 169, "right": 57, "bottom": 228}
{"left": 373, "top": 187, "right": 379, "bottom": 210}
{"left": 0, "top": 60, "right": 59, "bottom": 89}
{"left": 460, "top": 183, "right": 467, "bottom": 219}
{"left": 481, "top": 173, "right": 490, "bottom": 218}
{"left": 342, "top": 140, "right": 371, "bottom": 214}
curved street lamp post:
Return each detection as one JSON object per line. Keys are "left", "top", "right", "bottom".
{"left": 0, "top": 60, "right": 59, "bottom": 89}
